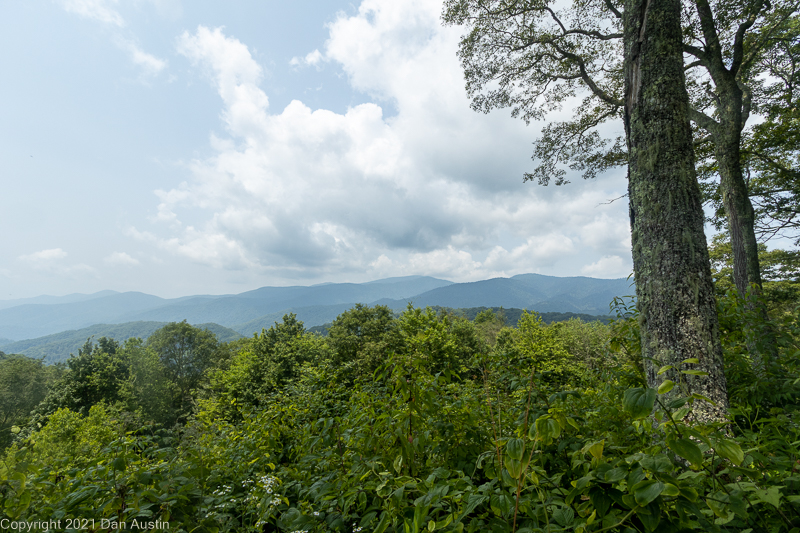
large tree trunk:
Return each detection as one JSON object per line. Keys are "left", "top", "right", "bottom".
{"left": 624, "top": 0, "right": 729, "bottom": 422}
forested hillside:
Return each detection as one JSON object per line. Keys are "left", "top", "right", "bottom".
{"left": 2, "top": 286, "right": 798, "bottom": 532}
{"left": 0, "top": 321, "right": 243, "bottom": 364}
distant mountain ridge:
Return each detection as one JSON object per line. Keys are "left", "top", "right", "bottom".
{"left": 0, "top": 274, "right": 632, "bottom": 342}
{"left": 0, "top": 322, "right": 243, "bottom": 364}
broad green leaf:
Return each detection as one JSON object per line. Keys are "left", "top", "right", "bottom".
{"left": 658, "top": 380, "right": 675, "bottom": 394}
{"left": 633, "top": 479, "right": 664, "bottom": 506}
{"left": 668, "top": 438, "right": 703, "bottom": 467}
{"left": 657, "top": 365, "right": 674, "bottom": 375}
{"left": 374, "top": 512, "right": 390, "bottom": 533}
{"left": 636, "top": 501, "right": 661, "bottom": 532}
{"left": 587, "top": 440, "right": 604, "bottom": 460}
{"left": 662, "top": 483, "right": 680, "bottom": 497}
{"left": 504, "top": 458, "right": 525, "bottom": 479}
{"left": 714, "top": 439, "right": 744, "bottom": 466}
{"left": 589, "top": 486, "right": 613, "bottom": 516}
{"left": 682, "top": 358, "right": 699, "bottom": 364}
{"left": 623, "top": 387, "right": 657, "bottom": 419}
{"left": 552, "top": 506, "right": 574, "bottom": 527}
{"left": 506, "top": 438, "right": 525, "bottom": 460}
{"left": 534, "top": 417, "right": 561, "bottom": 443}
{"left": 640, "top": 454, "right": 672, "bottom": 473}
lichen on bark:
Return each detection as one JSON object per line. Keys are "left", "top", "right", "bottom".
{"left": 623, "top": 0, "right": 729, "bottom": 422}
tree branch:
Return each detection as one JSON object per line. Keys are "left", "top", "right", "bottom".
{"left": 688, "top": 107, "right": 719, "bottom": 133}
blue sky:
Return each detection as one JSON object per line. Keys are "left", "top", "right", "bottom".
{"left": 1, "top": 0, "right": 632, "bottom": 299}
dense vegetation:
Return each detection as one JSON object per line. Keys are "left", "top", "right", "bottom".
{"left": 0, "top": 322, "right": 243, "bottom": 365}
{"left": 1, "top": 274, "right": 799, "bottom": 532}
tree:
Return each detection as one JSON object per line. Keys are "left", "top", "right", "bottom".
{"left": 623, "top": 0, "right": 728, "bottom": 421}
{"left": 709, "top": 233, "right": 800, "bottom": 314}
{"left": 328, "top": 304, "right": 402, "bottom": 377}
{"left": 146, "top": 321, "right": 218, "bottom": 412}
{"left": 701, "top": 15, "right": 800, "bottom": 247}
{"left": 118, "top": 338, "right": 177, "bottom": 427}
{"left": 441, "top": 0, "right": 800, "bottom": 300}
{"left": 0, "top": 356, "right": 50, "bottom": 449}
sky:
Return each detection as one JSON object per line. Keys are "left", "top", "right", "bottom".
{"left": 0, "top": 0, "right": 634, "bottom": 299}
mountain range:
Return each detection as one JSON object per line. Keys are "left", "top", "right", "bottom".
{"left": 0, "top": 273, "right": 633, "bottom": 343}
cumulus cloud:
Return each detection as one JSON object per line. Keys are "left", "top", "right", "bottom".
{"left": 19, "top": 248, "right": 68, "bottom": 264}
{"left": 140, "top": 1, "right": 630, "bottom": 284}
{"left": 581, "top": 256, "right": 631, "bottom": 278}
{"left": 290, "top": 49, "right": 324, "bottom": 68}
{"left": 104, "top": 252, "right": 140, "bottom": 266}
{"left": 18, "top": 248, "right": 96, "bottom": 276}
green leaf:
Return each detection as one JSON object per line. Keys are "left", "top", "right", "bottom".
{"left": 506, "top": 438, "right": 525, "bottom": 460}
{"left": 753, "top": 486, "right": 783, "bottom": 509}
{"left": 534, "top": 417, "right": 561, "bottom": 443}
{"left": 681, "top": 370, "right": 709, "bottom": 376}
{"left": 587, "top": 440, "right": 604, "bottom": 460}
{"left": 374, "top": 512, "right": 390, "bottom": 533}
{"left": 662, "top": 483, "right": 680, "bottom": 497}
{"left": 640, "top": 454, "right": 672, "bottom": 473}
{"left": 682, "top": 358, "right": 699, "bottom": 364}
{"left": 633, "top": 479, "right": 664, "bottom": 506}
{"left": 668, "top": 438, "right": 704, "bottom": 467}
{"left": 552, "top": 506, "right": 574, "bottom": 527}
{"left": 657, "top": 365, "right": 674, "bottom": 375}
{"left": 394, "top": 455, "right": 404, "bottom": 473}
{"left": 623, "top": 387, "right": 657, "bottom": 419}
{"left": 658, "top": 380, "right": 675, "bottom": 394}
{"left": 713, "top": 439, "right": 744, "bottom": 466}
{"left": 589, "top": 487, "right": 613, "bottom": 516}
{"left": 112, "top": 457, "right": 127, "bottom": 471}
{"left": 636, "top": 501, "right": 661, "bottom": 532}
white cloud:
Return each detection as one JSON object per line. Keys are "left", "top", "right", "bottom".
{"left": 61, "top": 0, "right": 167, "bottom": 77}
{"left": 290, "top": 49, "right": 324, "bottom": 68}
{"left": 581, "top": 256, "right": 631, "bottom": 278}
{"left": 19, "top": 248, "right": 68, "bottom": 263}
{"left": 104, "top": 252, "right": 140, "bottom": 266}
{"left": 140, "top": 2, "right": 630, "bottom": 284}
{"left": 61, "top": 0, "right": 124, "bottom": 26}
{"left": 116, "top": 37, "right": 168, "bottom": 76}
{"left": 18, "top": 248, "right": 96, "bottom": 276}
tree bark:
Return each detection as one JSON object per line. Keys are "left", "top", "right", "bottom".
{"left": 624, "top": 0, "right": 729, "bottom": 422}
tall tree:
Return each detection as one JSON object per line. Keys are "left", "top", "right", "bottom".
{"left": 146, "top": 321, "right": 218, "bottom": 412}
{"left": 623, "top": 0, "right": 729, "bottom": 420}
{"left": 441, "top": 0, "right": 800, "bottom": 300}
{"left": 0, "top": 355, "right": 50, "bottom": 449}
{"left": 683, "top": 0, "right": 799, "bottom": 297}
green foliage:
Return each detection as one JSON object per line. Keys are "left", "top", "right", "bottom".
{"left": 3, "top": 303, "right": 799, "bottom": 533}
{"left": 514, "top": 311, "right": 587, "bottom": 386}
{"left": 147, "top": 321, "right": 219, "bottom": 412}
{"left": 1, "top": 321, "right": 243, "bottom": 365}
{"left": 717, "top": 288, "right": 800, "bottom": 409}
{"left": 0, "top": 355, "right": 52, "bottom": 450}
{"left": 709, "top": 233, "right": 800, "bottom": 314}
{"left": 328, "top": 304, "right": 401, "bottom": 378}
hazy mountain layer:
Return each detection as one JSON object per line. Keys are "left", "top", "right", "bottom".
{"left": 0, "top": 274, "right": 630, "bottom": 341}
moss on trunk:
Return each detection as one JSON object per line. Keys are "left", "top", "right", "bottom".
{"left": 624, "top": 0, "right": 729, "bottom": 422}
